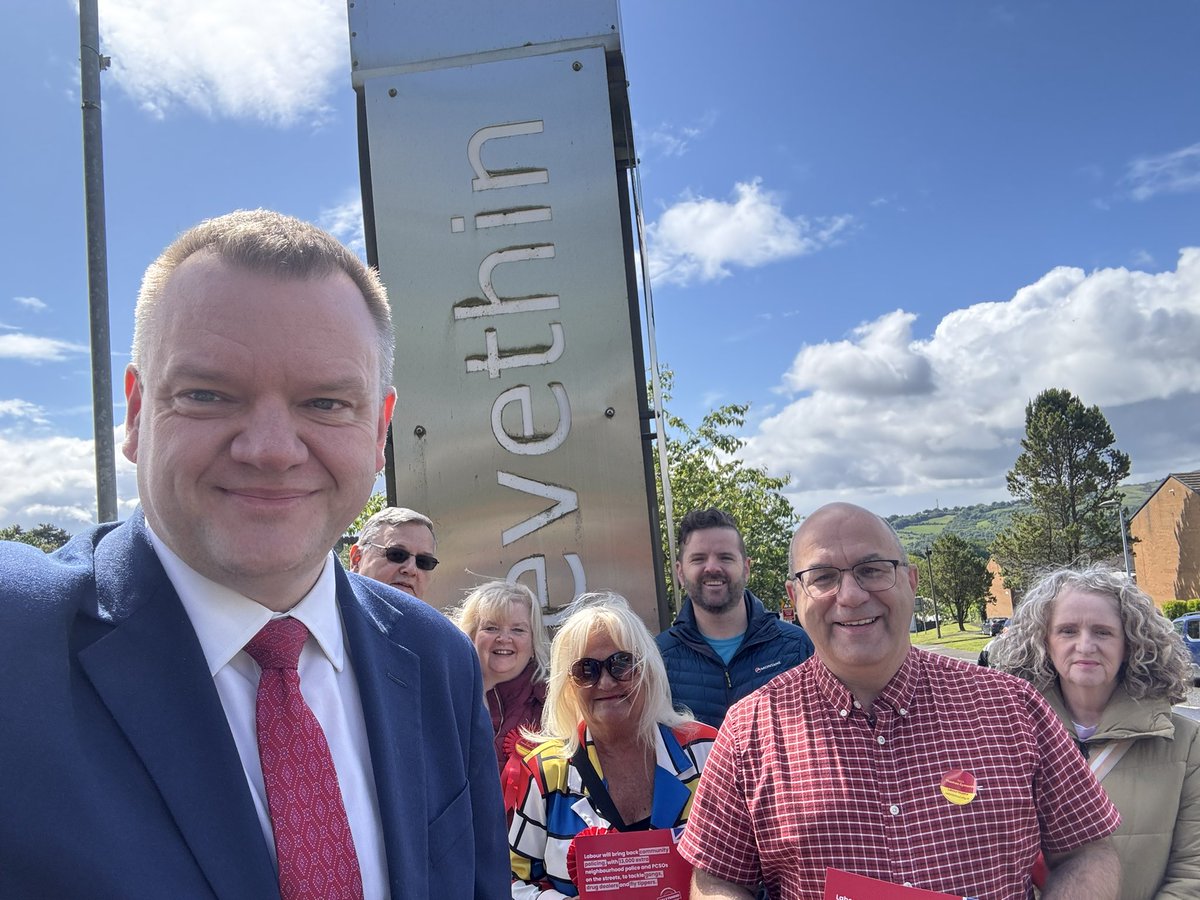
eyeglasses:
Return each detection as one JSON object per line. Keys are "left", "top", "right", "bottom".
{"left": 363, "top": 543, "right": 439, "bottom": 571}
{"left": 792, "top": 560, "right": 906, "bottom": 599}
{"left": 569, "top": 651, "right": 638, "bottom": 687}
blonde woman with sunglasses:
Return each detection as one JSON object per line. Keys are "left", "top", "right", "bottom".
{"left": 508, "top": 592, "right": 717, "bottom": 899}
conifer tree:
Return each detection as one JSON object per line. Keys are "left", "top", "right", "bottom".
{"left": 991, "top": 388, "right": 1130, "bottom": 595}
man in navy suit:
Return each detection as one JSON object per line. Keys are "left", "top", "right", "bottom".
{"left": 0, "top": 210, "right": 509, "bottom": 898}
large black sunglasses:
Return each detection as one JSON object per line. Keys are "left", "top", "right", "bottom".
{"left": 569, "top": 651, "right": 638, "bottom": 687}
{"left": 363, "top": 543, "right": 439, "bottom": 571}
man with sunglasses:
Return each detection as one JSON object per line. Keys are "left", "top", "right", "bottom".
{"left": 681, "top": 502, "right": 1121, "bottom": 900}
{"left": 656, "top": 507, "right": 814, "bottom": 727}
{"left": 349, "top": 506, "right": 439, "bottom": 600}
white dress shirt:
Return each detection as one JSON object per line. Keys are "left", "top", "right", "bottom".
{"left": 148, "top": 530, "right": 391, "bottom": 899}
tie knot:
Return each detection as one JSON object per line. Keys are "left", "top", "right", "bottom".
{"left": 245, "top": 617, "right": 309, "bottom": 671}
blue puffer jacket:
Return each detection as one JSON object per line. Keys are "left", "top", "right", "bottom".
{"left": 655, "top": 591, "right": 814, "bottom": 728}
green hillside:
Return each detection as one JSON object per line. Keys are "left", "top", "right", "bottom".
{"left": 888, "top": 480, "right": 1158, "bottom": 553}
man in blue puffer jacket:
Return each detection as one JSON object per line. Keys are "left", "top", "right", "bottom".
{"left": 656, "top": 508, "right": 814, "bottom": 728}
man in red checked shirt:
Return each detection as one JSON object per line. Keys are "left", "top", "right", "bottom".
{"left": 679, "top": 502, "right": 1121, "bottom": 900}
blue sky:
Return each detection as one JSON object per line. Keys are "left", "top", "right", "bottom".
{"left": 2, "top": 0, "right": 1199, "bottom": 533}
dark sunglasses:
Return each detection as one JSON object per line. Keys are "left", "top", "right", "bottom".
{"left": 569, "top": 651, "right": 638, "bottom": 687}
{"left": 363, "top": 543, "right": 439, "bottom": 571}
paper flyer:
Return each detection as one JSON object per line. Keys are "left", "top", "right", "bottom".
{"left": 574, "top": 828, "right": 693, "bottom": 899}
{"left": 823, "top": 867, "right": 971, "bottom": 900}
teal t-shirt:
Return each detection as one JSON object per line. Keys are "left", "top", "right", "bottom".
{"left": 702, "top": 632, "right": 745, "bottom": 665}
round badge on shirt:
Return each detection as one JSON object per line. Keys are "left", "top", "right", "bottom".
{"left": 940, "top": 768, "right": 977, "bottom": 805}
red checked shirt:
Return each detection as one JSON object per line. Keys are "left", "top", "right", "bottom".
{"left": 678, "top": 648, "right": 1120, "bottom": 900}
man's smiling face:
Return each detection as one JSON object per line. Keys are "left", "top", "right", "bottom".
{"left": 786, "top": 503, "right": 917, "bottom": 695}
{"left": 675, "top": 526, "right": 750, "bottom": 616}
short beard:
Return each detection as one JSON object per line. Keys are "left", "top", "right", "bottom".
{"left": 685, "top": 577, "right": 745, "bottom": 616}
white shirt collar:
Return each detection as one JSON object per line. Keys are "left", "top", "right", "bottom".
{"left": 146, "top": 526, "right": 346, "bottom": 676}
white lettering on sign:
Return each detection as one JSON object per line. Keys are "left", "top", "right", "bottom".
{"left": 468, "top": 120, "right": 549, "bottom": 191}
{"left": 507, "top": 553, "right": 586, "bottom": 616}
{"left": 453, "top": 244, "right": 560, "bottom": 320}
{"left": 497, "top": 471, "right": 579, "bottom": 545}
{"left": 455, "top": 117, "right": 585, "bottom": 611}
{"left": 491, "top": 384, "right": 570, "bottom": 455}
{"left": 466, "top": 322, "right": 565, "bottom": 379}
{"left": 475, "top": 207, "right": 552, "bottom": 229}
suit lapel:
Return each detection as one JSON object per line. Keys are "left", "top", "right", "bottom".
{"left": 337, "top": 570, "right": 426, "bottom": 897}
{"left": 78, "top": 517, "right": 278, "bottom": 900}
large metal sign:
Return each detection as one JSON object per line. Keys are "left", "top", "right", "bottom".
{"left": 350, "top": 1, "right": 664, "bottom": 625}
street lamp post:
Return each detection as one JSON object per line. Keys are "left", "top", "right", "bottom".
{"left": 923, "top": 547, "right": 942, "bottom": 639}
{"left": 1101, "top": 499, "right": 1133, "bottom": 579}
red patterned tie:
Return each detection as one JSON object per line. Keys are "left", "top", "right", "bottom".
{"left": 245, "top": 617, "right": 364, "bottom": 900}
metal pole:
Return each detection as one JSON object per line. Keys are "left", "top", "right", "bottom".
{"left": 924, "top": 548, "right": 942, "bottom": 639}
{"left": 1117, "top": 505, "right": 1133, "bottom": 579}
{"left": 79, "top": 0, "right": 118, "bottom": 523}
{"left": 631, "top": 161, "right": 680, "bottom": 616}
{"left": 1101, "top": 499, "right": 1133, "bottom": 580}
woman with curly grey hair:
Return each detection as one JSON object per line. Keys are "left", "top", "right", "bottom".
{"left": 992, "top": 564, "right": 1200, "bottom": 900}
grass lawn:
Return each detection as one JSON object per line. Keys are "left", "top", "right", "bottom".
{"left": 910, "top": 625, "right": 992, "bottom": 654}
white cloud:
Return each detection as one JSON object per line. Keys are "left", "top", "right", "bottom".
{"left": 0, "top": 430, "right": 139, "bottom": 531}
{"left": 647, "top": 179, "right": 853, "bottom": 287}
{"left": 319, "top": 193, "right": 366, "bottom": 260}
{"left": 99, "top": 0, "right": 348, "bottom": 126}
{"left": 1124, "top": 142, "right": 1200, "bottom": 201}
{"left": 640, "top": 111, "right": 718, "bottom": 159}
{"left": 0, "top": 399, "right": 51, "bottom": 426}
{"left": 0, "top": 333, "right": 88, "bottom": 361}
{"left": 1130, "top": 249, "right": 1155, "bottom": 268}
{"left": 742, "top": 248, "right": 1200, "bottom": 516}
{"left": 14, "top": 296, "right": 48, "bottom": 311}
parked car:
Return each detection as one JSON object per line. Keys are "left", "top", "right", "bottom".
{"left": 1173, "top": 614, "right": 1200, "bottom": 684}
{"left": 985, "top": 616, "right": 1010, "bottom": 636}
{"left": 977, "top": 638, "right": 996, "bottom": 667}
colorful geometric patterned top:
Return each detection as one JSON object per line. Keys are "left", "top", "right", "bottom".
{"left": 509, "top": 720, "right": 716, "bottom": 899}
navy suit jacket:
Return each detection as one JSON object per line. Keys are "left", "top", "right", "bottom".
{"left": 0, "top": 512, "right": 509, "bottom": 899}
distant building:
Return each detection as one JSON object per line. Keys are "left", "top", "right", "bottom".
{"left": 1129, "top": 472, "right": 1200, "bottom": 606}
{"left": 985, "top": 557, "right": 1014, "bottom": 617}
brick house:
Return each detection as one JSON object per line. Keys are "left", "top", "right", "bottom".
{"left": 1129, "top": 471, "right": 1200, "bottom": 607}
{"left": 985, "top": 557, "right": 1014, "bottom": 617}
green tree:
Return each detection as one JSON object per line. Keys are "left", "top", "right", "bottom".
{"left": 0, "top": 523, "right": 72, "bottom": 553}
{"left": 925, "top": 533, "right": 992, "bottom": 629}
{"left": 654, "top": 371, "right": 799, "bottom": 614}
{"left": 338, "top": 493, "right": 388, "bottom": 566}
{"left": 991, "top": 388, "right": 1130, "bottom": 595}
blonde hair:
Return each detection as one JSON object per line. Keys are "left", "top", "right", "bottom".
{"left": 133, "top": 209, "right": 394, "bottom": 394}
{"left": 449, "top": 580, "right": 549, "bottom": 681}
{"left": 527, "top": 591, "right": 694, "bottom": 757}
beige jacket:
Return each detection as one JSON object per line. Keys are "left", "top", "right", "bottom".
{"left": 1044, "top": 683, "right": 1200, "bottom": 900}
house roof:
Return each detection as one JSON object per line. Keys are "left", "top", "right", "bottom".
{"left": 1131, "top": 470, "right": 1200, "bottom": 520}
{"left": 1173, "top": 472, "right": 1200, "bottom": 493}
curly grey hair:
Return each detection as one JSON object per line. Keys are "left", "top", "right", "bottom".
{"left": 991, "top": 564, "right": 1191, "bottom": 704}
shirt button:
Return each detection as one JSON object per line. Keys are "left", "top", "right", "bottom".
{"left": 852, "top": 700, "right": 862, "bottom": 709}
{"left": 877, "top": 736, "right": 886, "bottom": 745}
{"left": 839, "top": 709, "right": 849, "bottom": 717}
{"left": 890, "top": 805, "right": 900, "bottom": 816}
{"left": 898, "top": 708, "right": 908, "bottom": 716}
